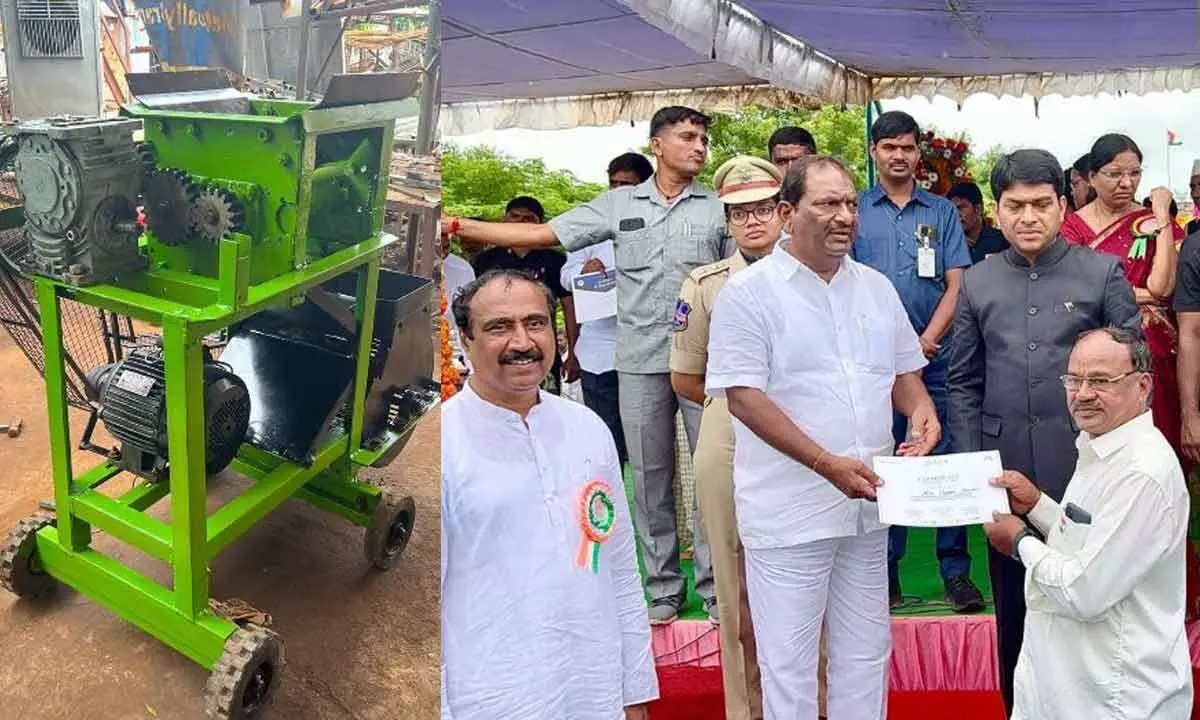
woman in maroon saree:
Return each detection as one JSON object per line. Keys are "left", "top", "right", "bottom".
{"left": 1062, "top": 134, "right": 1199, "bottom": 621}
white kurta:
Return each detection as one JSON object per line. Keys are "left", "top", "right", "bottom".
{"left": 705, "top": 241, "right": 927, "bottom": 547}
{"left": 441, "top": 384, "right": 658, "bottom": 720}
{"left": 705, "top": 243, "right": 927, "bottom": 720}
{"left": 1013, "top": 411, "right": 1193, "bottom": 720}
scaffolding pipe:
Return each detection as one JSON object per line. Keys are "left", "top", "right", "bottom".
{"left": 295, "top": 0, "right": 313, "bottom": 99}
{"left": 415, "top": 0, "right": 440, "bottom": 155}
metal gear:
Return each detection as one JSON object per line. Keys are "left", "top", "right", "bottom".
{"left": 142, "top": 168, "right": 194, "bottom": 246}
{"left": 189, "top": 186, "right": 244, "bottom": 242}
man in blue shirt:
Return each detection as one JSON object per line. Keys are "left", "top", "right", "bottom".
{"left": 853, "top": 111, "right": 985, "bottom": 613}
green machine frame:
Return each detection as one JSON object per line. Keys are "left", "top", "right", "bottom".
{"left": 32, "top": 242, "right": 392, "bottom": 668}
{"left": 0, "top": 72, "right": 434, "bottom": 720}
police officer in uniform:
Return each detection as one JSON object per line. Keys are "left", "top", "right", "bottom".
{"left": 440, "top": 106, "right": 729, "bottom": 623}
{"left": 670, "top": 155, "right": 827, "bottom": 720}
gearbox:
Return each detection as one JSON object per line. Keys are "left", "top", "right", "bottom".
{"left": 2, "top": 117, "right": 145, "bottom": 285}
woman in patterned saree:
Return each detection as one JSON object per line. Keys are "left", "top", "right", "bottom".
{"left": 1062, "top": 133, "right": 1199, "bottom": 621}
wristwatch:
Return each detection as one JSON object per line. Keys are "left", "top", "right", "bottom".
{"left": 1011, "top": 528, "right": 1034, "bottom": 563}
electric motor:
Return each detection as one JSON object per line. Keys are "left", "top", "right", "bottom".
{"left": 86, "top": 347, "right": 251, "bottom": 480}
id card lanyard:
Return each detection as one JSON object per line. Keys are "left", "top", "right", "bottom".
{"left": 915, "top": 224, "right": 936, "bottom": 278}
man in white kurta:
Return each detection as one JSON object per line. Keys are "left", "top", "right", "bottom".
{"left": 985, "top": 328, "right": 1193, "bottom": 719}
{"left": 441, "top": 268, "right": 657, "bottom": 720}
{"left": 706, "top": 155, "right": 940, "bottom": 720}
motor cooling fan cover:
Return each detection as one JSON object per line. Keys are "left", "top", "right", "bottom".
{"left": 88, "top": 349, "right": 251, "bottom": 477}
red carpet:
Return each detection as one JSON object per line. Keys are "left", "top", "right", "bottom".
{"left": 651, "top": 666, "right": 1200, "bottom": 720}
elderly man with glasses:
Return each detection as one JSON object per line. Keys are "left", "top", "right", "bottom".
{"left": 983, "top": 327, "right": 1193, "bottom": 719}
{"left": 947, "top": 148, "right": 1141, "bottom": 716}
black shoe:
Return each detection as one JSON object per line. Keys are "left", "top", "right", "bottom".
{"left": 944, "top": 575, "right": 985, "bottom": 613}
{"left": 648, "top": 598, "right": 680, "bottom": 625}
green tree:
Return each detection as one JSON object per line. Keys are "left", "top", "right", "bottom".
{"left": 645, "top": 105, "right": 869, "bottom": 189}
{"left": 965, "top": 144, "right": 1004, "bottom": 213}
{"left": 441, "top": 145, "right": 605, "bottom": 220}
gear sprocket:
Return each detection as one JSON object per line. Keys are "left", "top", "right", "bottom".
{"left": 142, "top": 168, "right": 194, "bottom": 246}
{"left": 189, "top": 186, "right": 244, "bottom": 243}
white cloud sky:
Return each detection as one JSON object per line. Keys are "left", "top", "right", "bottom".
{"left": 446, "top": 90, "right": 1200, "bottom": 199}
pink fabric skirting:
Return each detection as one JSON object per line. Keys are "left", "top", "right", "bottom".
{"left": 652, "top": 617, "right": 1200, "bottom": 692}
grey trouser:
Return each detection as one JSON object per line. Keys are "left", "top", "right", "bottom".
{"left": 618, "top": 371, "right": 712, "bottom": 604}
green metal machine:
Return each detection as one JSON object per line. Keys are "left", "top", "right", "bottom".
{"left": 0, "top": 70, "right": 438, "bottom": 719}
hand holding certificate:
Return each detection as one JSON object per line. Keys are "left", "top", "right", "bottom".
{"left": 872, "top": 450, "right": 1011, "bottom": 527}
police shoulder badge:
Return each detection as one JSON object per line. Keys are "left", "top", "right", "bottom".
{"left": 673, "top": 299, "right": 691, "bottom": 331}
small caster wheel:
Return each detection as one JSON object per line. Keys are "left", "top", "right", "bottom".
{"left": 0, "top": 512, "right": 56, "bottom": 598}
{"left": 204, "top": 624, "right": 284, "bottom": 720}
{"left": 365, "top": 490, "right": 416, "bottom": 570}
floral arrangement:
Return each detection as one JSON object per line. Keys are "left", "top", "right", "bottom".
{"left": 915, "top": 131, "right": 972, "bottom": 196}
{"left": 439, "top": 275, "right": 461, "bottom": 401}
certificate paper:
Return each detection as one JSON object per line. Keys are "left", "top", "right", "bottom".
{"left": 873, "top": 451, "right": 1011, "bottom": 527}
{"left": 572, "top": 269, "right": 617, "bottom": 323}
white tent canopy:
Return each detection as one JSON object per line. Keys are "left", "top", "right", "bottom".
{"left": 443, "top": 0, "right": 1200, "bottom": 133}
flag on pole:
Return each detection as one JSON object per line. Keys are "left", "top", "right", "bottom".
{"left": 1169, "top": 130, "right": 1183, "bottom": 146}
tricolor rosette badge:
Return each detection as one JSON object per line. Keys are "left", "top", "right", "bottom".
{"left": 576, "top": 480, "right": 616, "bottom": 573}
{"left": 1129, "top": 215, "right": 1161, "bottom": 261}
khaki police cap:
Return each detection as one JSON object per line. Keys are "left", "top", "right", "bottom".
{"left": 713, "top": 155, "right": 783, "bottom": 205}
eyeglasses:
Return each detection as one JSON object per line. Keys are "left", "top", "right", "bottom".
{"left": 729, "top": 205, "right": 777, "bottom": 226}
{"left": 1060, "top": 370, "right": 1141, "bottom": 391}
{"left": 1095, "top": 168, "right": 1143, "bottom": 183}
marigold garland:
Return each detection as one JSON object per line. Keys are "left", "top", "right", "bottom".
{"left": 439, "top": 274, "right": 461, "bottom": 401}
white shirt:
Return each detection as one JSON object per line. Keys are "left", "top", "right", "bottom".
{"left": 442, "top": 252, "right": 475, "bottom": 358}
{"left": 441, "top": 384, "right": 657, "bottom": 719}
{"left": 560, "top": 241, "right": 618, "bottom": 374}
{"left": 705, "top": 241, "right": 926, "bottom": 549}
{"left": 1013, "top": 411, "right": 1192, "bottom": 720}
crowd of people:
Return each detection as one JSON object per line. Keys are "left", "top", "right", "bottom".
{"left": 440, "top": 105, "right": 1200, "bottom": 720}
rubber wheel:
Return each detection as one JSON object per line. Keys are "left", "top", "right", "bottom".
{"left": 0, "top": 512, "right": 56, "bottom": 598}
{"left": 364, "top": 491, "right": 416, "bottom": 570}
{"left": 203, "top": 625, "right": 284, "bottom": 720}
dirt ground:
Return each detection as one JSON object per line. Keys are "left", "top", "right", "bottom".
{"left": 0, "top": 328, "right": 440, "bottom": 720}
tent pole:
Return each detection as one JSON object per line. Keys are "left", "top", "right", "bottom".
{"left": 865, "top": 100, "right": 875, "bottom": 187}
{"left": 416, "top": 0, "right": 441, "bottom": 155}
{"left": 296, "top": 0, "right": 312, "bottom": 100}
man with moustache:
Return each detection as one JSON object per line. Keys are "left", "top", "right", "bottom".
{"left": 854, "top": 110, "right": 984, "bottom": 613}
{"left": 947, "top": 149, "right": 1141, "bottom": 716}
{"left": 984, "top": 328, "right": 1192, "bottom": 719}
{"left": 441, "top": 269, "right": 656, "bottom": 720}
{"left": 767, "top": 126, "right": 818, "bottom": 174}
{"left": 473, "top": 196, "right": 574, "bottom": 396}
{"left": 706, "top": 155, "right": 941, "bottom": 719}
{"left": 442, "top": 106, "right": 729, "bottom": 624}
{"left": 669, "top": 155, "right": 802, "bottom": 719}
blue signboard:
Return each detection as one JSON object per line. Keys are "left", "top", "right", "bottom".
{"left": 130, "top": 0, "right": 244, "bottom": 71}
